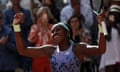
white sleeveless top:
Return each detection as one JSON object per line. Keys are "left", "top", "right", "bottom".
{"left": 50, "top": 44, "right": 81, "bottom": 72}
{"left": 99, "top": 28, "right": 120, "bottom": 71}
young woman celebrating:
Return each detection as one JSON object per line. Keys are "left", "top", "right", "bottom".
{"left": 12, "top": 13, "right": 106, "bottom": 72}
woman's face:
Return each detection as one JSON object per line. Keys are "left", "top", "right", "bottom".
{"left": 51, "top": 25, "right": 69, "bottom": 44}
{"left": 108, "top": 15, "right": 115, "bottom": 22}
{"left": 70, "top": 17, "right": 80, "bottom": 30}
{"left": 37, "top": 11, "right": 49, "bottom": 24}
{"left": 41, "top": 13, "right": 49, "bottom": 24}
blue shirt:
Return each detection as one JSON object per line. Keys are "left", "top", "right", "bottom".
{"left": 60, "top": 4, "right": 94, "bottom": 30}
{"left": 2, "top": 8, "right": 33, "bottom": 45}
{"left": 0, "top": 26, "right": 17, "bottom": 70}
{"left": 2, "top": 7, "right": 33, "bottom": 70}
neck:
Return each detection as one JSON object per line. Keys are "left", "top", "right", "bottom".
{"left": 13, "top": 5, "right": 21, "bottom": 13}
{"left": 42, "top": 23, "right": 49, "bottom": 30}
{"left": 72, "top": 29, "right": 78, "bottom": 39}
{"left": 58, "top": 40, "right": 70, "bottom": 51}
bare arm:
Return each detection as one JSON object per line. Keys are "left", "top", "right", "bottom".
{"left": 73, "top": 12, "right": 106, "bottom": 60}
{"left": 74, "top": 33, "right": 106, "bottom": 61}
{"left": 13, "top": 13, "right": 55, "bottom": 58}
{"left": 83, "top": 33, "right": 105, "bottom": 56}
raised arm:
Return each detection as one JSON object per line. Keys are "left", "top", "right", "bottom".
{"left": 81, "top": 33, "right": 106, "bottom": 57}
{"left": 13, "top": 13, "right": 55, "bottom": 57}
{"left": 74, "top": 12, "right": 106, "bottom": 60}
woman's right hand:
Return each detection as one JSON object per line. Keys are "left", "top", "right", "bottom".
{"left": 13, "top": 13, "right": 24, "bottom": 25}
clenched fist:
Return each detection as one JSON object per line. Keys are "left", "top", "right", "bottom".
{"left": 13, "top": 13, "right": 24, "bottom": 25}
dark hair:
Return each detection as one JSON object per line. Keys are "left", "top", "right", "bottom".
{"left": 67, "top": 15, "right": 84, "bottom": 29}
{"left": 52, "top": 22, "right": 75, "bottom": 43}
{"left": 106, "top": 12, "right": 120, "bottom": 41}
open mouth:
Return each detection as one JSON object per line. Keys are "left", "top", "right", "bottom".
{"left": 53, "top": 34, "right": 62, "bottom": 43}
{"left": 54, "top": 35, "right": 61, "bottom": 39}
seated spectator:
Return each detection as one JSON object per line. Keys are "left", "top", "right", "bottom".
{"left": 99, "top": 4, "right": 120, "bottom": 72}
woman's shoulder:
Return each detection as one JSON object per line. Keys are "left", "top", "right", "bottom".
{"left": 43, "top": 45, "right": 57, "bottom": 56}
{"left": 72, "top": 43, "right": 86, "bottom": 54}
{"left": 73, "top": 43, "right": 86, "bottom": 48}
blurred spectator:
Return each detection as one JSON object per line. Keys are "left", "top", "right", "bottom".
{"left": 0, "top": 0, "right": 8, "bottom": 4}
{"left": 3, "top": 0, "right": 33, "bottom": 44}
{"left": 6, "top": 0, "right": 41, "bottom": 22}
{"left": 0, "top": 11, "right": 17, "bottom": 72}
{"left": 28, "top": 6, "right": 54, "bottom": 72}
{"left": 53, "top": 0, "right": 70, "bottom": 21}
{"left": 60, "top": 0, "right": 93, "bottom": 30}
{"left": 68, "top": 15, "right": 93, "bottom": 72}
{"left": 60, "top": 0, "right": 81, "bottom": 22}
{"left": 99, "top": 4, "right": 120, "bottom": 72}
{"left": 0, "top": 0, "right": 7, "bottom": 11}
{"left": 42, "top": 0, "right": 59, "bottom": 22}
{"left": 6, "top": 1, "right": 11, "bottom": 9}
{"left": 21, "top": 0, "right": 41, "bottom": 11}
{"left": 2, "top": 0, "right": 33, "bottom": 72}
{"left": 60, "top": 0, "right": 99, "bottom": 45}
{"left": 6, "top": 0, "right": 41, "bottom": 10}
{"left": 67, "top": 15, "right": 83, "bottom": 43}
{"left": 0, "top": 4, "right": 6, "bottom": 11}
{"left": 53, "top": 0, "right": 69, "bottom": 15}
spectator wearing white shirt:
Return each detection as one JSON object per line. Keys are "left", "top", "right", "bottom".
{"left": 60, "top": 0, "right": 93, "bottom": 31}
{"left": 60, "top": 0, "right": 99, "bottom": 45}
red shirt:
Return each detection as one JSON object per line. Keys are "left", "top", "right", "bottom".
{"left": 28, "top": 24, "right": 53, "bottom": 72}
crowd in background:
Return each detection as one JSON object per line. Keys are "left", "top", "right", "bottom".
{"left": 0, "top": 0, "right": 120, "bottom": 72}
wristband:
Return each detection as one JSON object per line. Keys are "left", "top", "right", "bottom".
{"left": 98, "top": 24, "right": 103, "bottom": 33}
{"left": 13, "top": 24, "right": 21, "bottom": 32}
{"left": 101, "top": 21, "right": 108, "bottom": 35}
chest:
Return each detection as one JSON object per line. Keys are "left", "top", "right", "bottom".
{"left": 50, "top": 47, "right": 81, "bottom": 72}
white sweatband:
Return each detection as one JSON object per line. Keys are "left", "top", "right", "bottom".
{"left": 101, "top": 21, "right": 108, "bottom": 35}
{"left": 13, "top": 24, "right": 21, "bottom": 32}
{"left": 98, "top": 24, "right": 103, "bottom": 33}
{"left": 52, "top": 22, "right": 70, "bottom": 32}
